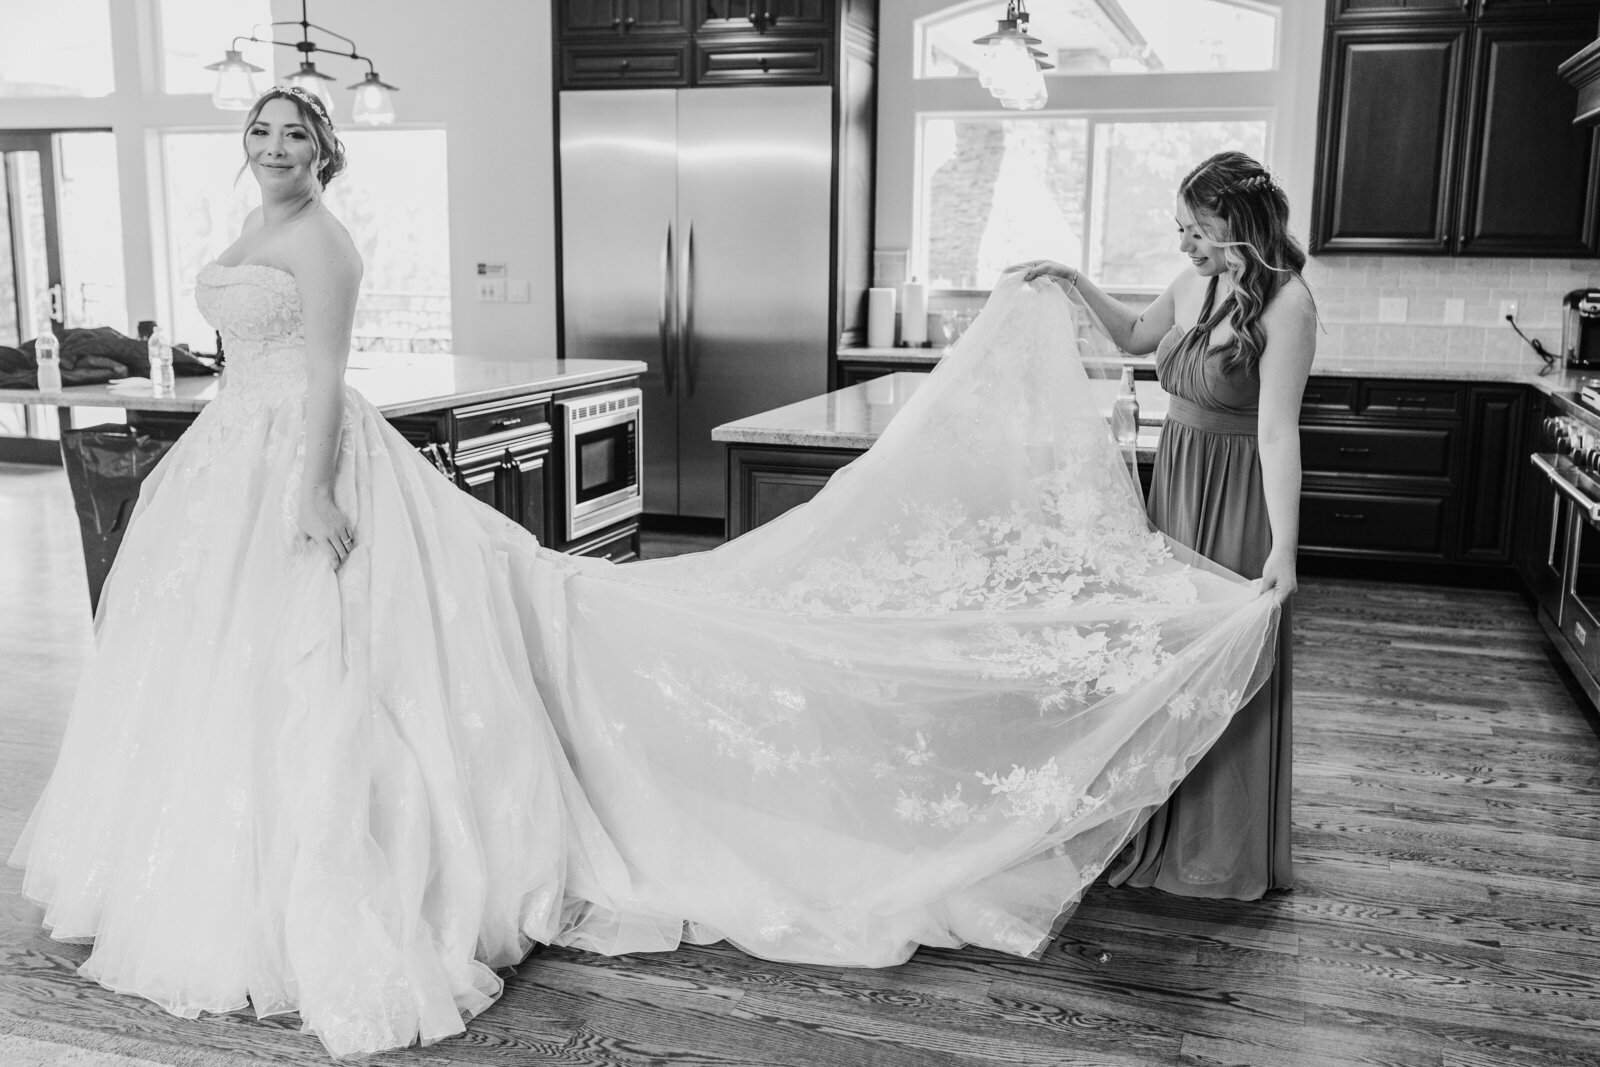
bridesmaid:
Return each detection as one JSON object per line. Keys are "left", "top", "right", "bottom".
{"left": 1010, "top": 150, "right": 1316, "bottom": 898}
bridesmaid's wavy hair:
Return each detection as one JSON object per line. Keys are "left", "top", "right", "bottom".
{"left": 239, "top": 86, "right": 348, "bottom": 188}
{"left": 1179, "top": 150, "right": 1308, "bottom": 379}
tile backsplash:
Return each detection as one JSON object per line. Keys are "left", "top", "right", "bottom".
{"left": 1304, "top": 255, "right": 1600, "bottom": 372}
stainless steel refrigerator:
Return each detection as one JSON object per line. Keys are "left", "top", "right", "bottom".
{"left": 558, "top": 87, "right": 835, "bottom": 520}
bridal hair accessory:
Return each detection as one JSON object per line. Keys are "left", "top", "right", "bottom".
{"left": 263, "top": 85, "right": 336, "bottom": 129}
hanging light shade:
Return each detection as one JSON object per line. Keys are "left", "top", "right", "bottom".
{"left": 206, "top": 49, "right": 265, "bottom": 111}
{"left": 973, "top": 1, "right": 1048, "bottom": 111}
{"left": 210, "top": 1, "right": 400, "bottom": 125}
{"left": 348, "top": 71, "right": 398, "bottom": 126}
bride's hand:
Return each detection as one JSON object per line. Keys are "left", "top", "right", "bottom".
{"left": 298, "top": 490, "right": 356, "bottom": 569}
{"left": 1004, "top": 259, "right": 1079, "bottom": 286}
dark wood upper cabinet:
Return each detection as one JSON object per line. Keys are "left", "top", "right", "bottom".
{"left": 1456, "top": 21, "right": 1600, "bottom": 255}
{"left": 697, "top": 0, "right": 834, "bottom": 35}
{"left": 1312, "top": 0, "right": 1600, "bottom": 256}
{"left": 1314, "top": 26, "right": 1466, "bottom": 252}
{"left": 1333, "top": 0, "right": 1470, "bottom": 20}
{"left": 556, "top": 0, "right": 692, "bottom": 37}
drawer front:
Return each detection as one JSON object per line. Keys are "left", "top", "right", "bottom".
{"left": 454, "top": 396, "right": 552, "bottom": 454}
{"left": 696, "top": 38, "right": 831, "bottom": 84}
{"left": 1300, "top": 379, "right": 1358, "bottom": 415}
{"left": 1302, "top": 425, "right": 1455, "bottom": 479}
{"left": 561, "top": 43, "right": 691, "bottom": 87}
{"left": 1361, "top": 382, "right": 1464, "bottom": 418}
{"left": 1302, "top": 491, "right": 1449, "bottom": 556}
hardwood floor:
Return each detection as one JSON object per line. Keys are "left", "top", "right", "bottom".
{"left": 2, "top": 462, "right": 1597, "bottom": 1066}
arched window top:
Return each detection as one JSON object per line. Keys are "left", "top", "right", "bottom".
{"left": 916, "top": 0, "right": 1279, "bottom": 79}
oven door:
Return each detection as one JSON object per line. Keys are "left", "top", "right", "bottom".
{"left": 563, "top": 401, "right": 642, "bottom": 541}
{"left": 1551, "top": 456, "right": 1600, "bottom": 670}
{"left": 1529, "top": 454, "right": 1578, "bottom": 626}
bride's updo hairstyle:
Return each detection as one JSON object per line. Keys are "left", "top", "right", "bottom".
{"left": 1178, "top": 150, "right": 1308, "bottom": 379}
{"left": 240, "top": 86, "right": 348, "bottom": 188}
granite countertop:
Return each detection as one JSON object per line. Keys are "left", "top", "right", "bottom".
{"left": 2, "top": 354, "right": 647, "bottom": 418}
{"left": 840, "top": 344, "right": 1575, "bottom": 390}
{"left": 712, "top": 371, "right": 1163, "bottom": 461}
{"left": 722, "top": 355, "right": 1590, "bottom": 459}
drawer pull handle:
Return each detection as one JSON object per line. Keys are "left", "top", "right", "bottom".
{"left": 1395, "top": 395, "right": 1431, "bottom": 404}
{"left": 620, "top": 59, "right": 630, "bottom": 70}
{"left": 1304, "top": 393, "right": 1322, "bottom": 402}
{"left": 1332, "top": 512, "right": 1366, "bottom": 521}
{"left": 1337, "top": 446, "right": 1370, "bottom": 455}
{"left": 491, "top": 416, "right": 524, "bottom": 430}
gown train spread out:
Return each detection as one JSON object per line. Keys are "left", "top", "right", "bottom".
{"left": 11, "top": 264, "right": 1279, "bottom": 1057}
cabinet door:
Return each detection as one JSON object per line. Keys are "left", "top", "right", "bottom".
{"left": 502, "top": 445, "right": 550, "bottom": 544}
{"left": 697, "top": 0, "right": 833, "bottom": 35}
{"left": 559, "top": 0, "right": 690, "bottom": 35}
{"left": 1333, "top": 0, "right": 1469, "bottom": 19}
{"left": 1455, "top": 22, "right": 1600, "bottom": 256}
{"left": 1313, "top": 26, "right": 1466, "bottom": 253}
{"left": 1475, "top": 0, "right": 1600, "bottom": 18}
{"left": 1457, "top": 386, "right": 1528, "bottom": 563}
{"left": 455, "top": 455, "right": 500, "bottom": 512}
{"left": 559, "top": 0, "right": 627, "bottom": 36}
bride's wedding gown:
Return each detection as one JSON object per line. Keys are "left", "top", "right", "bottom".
{"left": 11, "top": 264, "right": 1278, "bottom": 1058}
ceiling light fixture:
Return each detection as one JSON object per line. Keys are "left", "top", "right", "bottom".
{"left": 208, "top": 0, "right": 398, "bottom": 126}
{"left": 973, "top": 1, "right": 1048, "bottom": 111}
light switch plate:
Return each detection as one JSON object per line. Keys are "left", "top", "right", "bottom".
{"left": 477, "top": 278, "right": 506, "bottom": 302}
{"left": 1378, "top": 297, "right": 1408, "bottom": 324}
{"left": 507, "top": 279, "right": 531, "bottom": 303}
{"left": 1443, "top": 298, "right": 1465, "bottom": 324}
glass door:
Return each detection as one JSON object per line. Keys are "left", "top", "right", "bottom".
{"left": 0, "top": 132, "right": 61, "bottom": 439}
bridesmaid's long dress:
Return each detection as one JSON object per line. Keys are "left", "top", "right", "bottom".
{"left": 1108, "top": 278, "right": 1295, "bottom": 899}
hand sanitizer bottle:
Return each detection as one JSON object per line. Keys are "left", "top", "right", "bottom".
{"left": 35, "top": 329, "right": 62, "bottom": 392}
{"left": 1112, "top": 364, "right": 1140, "bottom": 446}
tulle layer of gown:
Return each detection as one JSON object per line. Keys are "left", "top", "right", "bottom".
{"left": 10, "top": 264, "right": 1279, "bottom": 1058}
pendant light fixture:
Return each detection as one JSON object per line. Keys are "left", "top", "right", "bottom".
{"left": 209, "top": 0, "right": 399, "bottom": 126}
{"left": 973, "top": 1, "right": 1049, "bottom": 111}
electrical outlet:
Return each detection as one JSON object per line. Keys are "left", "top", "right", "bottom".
{"left": 1443, "top": 298, "right": 1465, "bottom": 325}
{"left": 1378, "top": 296, "right": 1408, "bottom": 324}
{"left": 1499, "top": 299, "right": 1518, "bottom": 321}
{"left": 477, "top": 278, "right": 506, "bottom": 302}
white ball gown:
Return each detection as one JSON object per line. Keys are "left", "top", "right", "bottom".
{"left": 10, "top": 263, "right": 1279, "bottom": 1058}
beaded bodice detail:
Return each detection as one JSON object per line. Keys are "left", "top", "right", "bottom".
{"left": 195, "top": 261, "right": 307, "bottom": 400}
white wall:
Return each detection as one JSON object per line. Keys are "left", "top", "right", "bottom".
{"left": 311, "top": 0, "right": 556, "bottom": 359}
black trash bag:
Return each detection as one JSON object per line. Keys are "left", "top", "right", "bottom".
{"left": 60, "top": 426, "right": 175, "bottom": 613}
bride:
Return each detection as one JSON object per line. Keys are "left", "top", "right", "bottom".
{"left": 10, "top": 87, "right": 1280, "bottom": 1058}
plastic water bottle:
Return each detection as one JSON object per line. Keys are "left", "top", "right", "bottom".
{"left": 149, "top": 325, "right": 175, "bottom": 392}
{"left": 1112, "top": 364, "right": 1140, "bottom": 446}
{"left": 35, "top": 330, "right": 61, "bottom": 392}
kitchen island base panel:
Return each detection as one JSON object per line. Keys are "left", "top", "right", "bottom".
{"left": 724, "top": 444, "right": 862, "bottom": 539}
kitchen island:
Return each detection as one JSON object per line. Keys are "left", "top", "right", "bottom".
{"left": 711, "top": 370, "right": 1164, "bottom": 537}
{"left": 6, "top": 353, "right": 647, "bottom": 606}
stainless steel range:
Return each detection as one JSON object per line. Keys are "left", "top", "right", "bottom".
{"left": 1526, "top": 399, "right": 1600, "bottom": 706}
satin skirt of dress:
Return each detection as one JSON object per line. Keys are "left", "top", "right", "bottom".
{"left": 1107, "top": 416, "right": 1294, "bottom": 899}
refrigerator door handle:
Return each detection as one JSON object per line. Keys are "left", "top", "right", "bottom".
{"left": 681, "top": 221, "right": 697, "bottom": 397}
{"left": 658, "top": 222, "right": 676, "bottom": 394}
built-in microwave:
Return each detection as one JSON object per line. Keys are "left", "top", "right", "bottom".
{"left": 558, "top": 387, "right": 643, "bottom": 542}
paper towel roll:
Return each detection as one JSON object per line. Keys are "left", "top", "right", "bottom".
{"left": 867, "top": 287, "right": 896, "bottom": 348}
{"left": 900, "top": 280, "right": 928, "bottom": 346}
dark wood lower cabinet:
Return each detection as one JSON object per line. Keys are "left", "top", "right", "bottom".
{"left": 725, "top": 443, "right": 861, "bottom": 538}
{"left": 1298, "top": 377, "right": 1529, "bottom": 570}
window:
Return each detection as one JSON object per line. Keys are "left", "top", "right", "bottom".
{"left": 157, "top": 0, "right": 275, "bottom": 95}
{"left": 0, "top": 0, "right": 115, "bottom": 97}
{"left": 905, "top": 0, "right": 1283, "bottom": 292}
{"left": 919, "top": 116, "right": 1267, "bottom": 291}
{"left": 162, "top": 129, "right": 452, "bottom": 354}
{"left": 57, "top": 132, "right": 127, "bottom": 331}
{"left": 919, "top": 0, "right": 1278, "bottom": 78}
